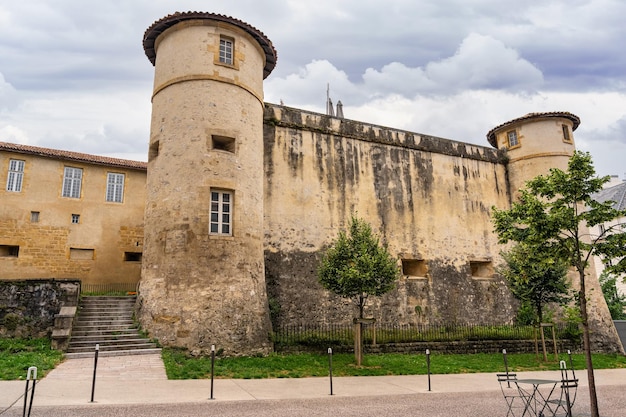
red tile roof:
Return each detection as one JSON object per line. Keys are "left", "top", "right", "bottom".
{"left": 143, "top": 11, "right": 277, "bottom": 79}
{"left": 0, "top": 142, "right": 147, "bottom": 171}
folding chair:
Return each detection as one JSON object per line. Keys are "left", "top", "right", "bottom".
{"left": 498, "top": 373, "right": 530, "bottom": 417}
{"left": 546, "top": 361, "right": 578, "bottom": 417}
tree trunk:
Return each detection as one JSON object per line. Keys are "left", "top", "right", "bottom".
{"left": 579, "top": 269, "right": 600, "bottom": 417}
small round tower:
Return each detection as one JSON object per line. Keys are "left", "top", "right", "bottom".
{"left": 487, "top": 112, "right": 580, "bottom": 197}
{"left": 138, "top": 12, "right": 277, "bottom": 355}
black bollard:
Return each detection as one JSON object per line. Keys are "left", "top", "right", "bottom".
{"left": 22, "top": 366, "right": 37, "bottom": 417}
{"left": 90, "top": 344, "right": 99, "bottom": 403}
{"left": 328, "top": 348, "right": 334, "bottom": 395}
{"left": 426, "top": 349, "right": 431, "bottom": 392}
{"left": 209, "top": 345, "right": 215, "bottom": 400}
{"left": 567, "top": 349, "right": 576, "bottom": 380}
{"left": 502, "top": 349, "right": 511, "bottom": 388}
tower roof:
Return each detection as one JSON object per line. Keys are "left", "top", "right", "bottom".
{"left": 143, "top": 11, "right": 277, "bottom": 79}
{"left": 593, "top": 180, "right": 626, "bottom": 211}
{"left": 486, "top": 112, "right": 581, "bottom": 148}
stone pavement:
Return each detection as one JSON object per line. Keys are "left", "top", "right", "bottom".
{"left": 1, "top": 353, "right": 625, "bottom": 410}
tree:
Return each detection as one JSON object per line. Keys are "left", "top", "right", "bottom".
{"left": 599, "top": 271, "right": 626, "bottom": 320}
{"left": 492, "top": 151, "right": 626, "bottom": 417}
{"left": 318, "top": 215, "right": 400, "bottom": 364}
{"left": 498, "top": 242, "right": 570, "bottom": 324}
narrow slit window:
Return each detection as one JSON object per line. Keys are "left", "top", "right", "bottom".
{"left": 6, "top": 159, "right": 25, "bottom": 192}
{"left": 210, "top": 190, "right": 233, "bottom": 236}
{"left": 562, "top": 124, "right": 572, "bottom": 142}
{"left": 219, "top": 37, "right": 234, "bottom": 65}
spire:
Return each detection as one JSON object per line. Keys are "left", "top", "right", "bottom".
{"left": 326, "top": 84, "right": 335, "bottom": 117}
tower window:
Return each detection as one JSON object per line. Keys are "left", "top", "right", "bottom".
{"left": 71, "top": 214, "right": 80, "bottom": 224}
{"left": 0, "top": 245, "right": 19, "bottom": 257}
{"left": 211, "top": 135, "right": 236, "bottom": 153}
{"left": 124, "top": 252, "right": 143, "bottom": 262}
{"left": 562, "top": 124, "right": 572, "bottom": 143}
{"left": 30, "top": 211, "right": 40, "bottom": 223}
{"left": 106, "top": 173, "right": 125, "bottom": 203}
{"left": 506, "top": 130, "right": 519, "bottom": 148}
{"left": 219, "top": 37, "right": 234, "bottom": 65}
{"left": 62, "top": 167, "right": 83, "bottom": 198}
{"left": 210, "top": 190, "right": 233, "bottom": 236}
{"left": 6, "top": 159, "right": 25, "bottom": 192}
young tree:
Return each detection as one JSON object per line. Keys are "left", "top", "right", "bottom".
{"left": 498, "top": 242, "right": 570, "bottom": 324}
{"left": 318, "top": 215, "right": 400, "bottom": 364}
{"left": 492, "top": 151, "right": 626, "bottom": 417}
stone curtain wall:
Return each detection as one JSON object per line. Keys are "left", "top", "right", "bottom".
{"left": 263, "top": 104, "right": 517, "bottom": 328}
{"left": 0, "top": 279, "right": 80, "bottom": 338}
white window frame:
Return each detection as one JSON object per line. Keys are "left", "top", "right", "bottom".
{"left": 62, "top": 167, "right": 83, "bottom": 198}
{"left": 6, "top": 159, "right": 25, "bottom": 192}
{"left": 210, "top": 190, "right": 233, "bottom": 236}
{"left": 106, "top": 172, "right": 125, "bottom": 203}
{"left": 219, "top": 38, "right": 234, "bottom": 65}
{"left": 507, "top": 130, "right": 519, "bottom": 148}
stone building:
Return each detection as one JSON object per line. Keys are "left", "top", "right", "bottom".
{"left": 1, "top": 11, "right": 622, "bottom": 355}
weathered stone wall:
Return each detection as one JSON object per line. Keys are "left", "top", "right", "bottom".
{"left": 0, "top": 279, "right": 80, "bottom": 338}
{"left": 263, "top": 104, "right": 518, "bottom": 328}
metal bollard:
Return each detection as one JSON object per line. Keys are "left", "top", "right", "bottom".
{"left": 90, "top": 344, "right": 99, "bottom": 403}
{"left": 502, "top": 349, "right": 511, "bottom": 387}
{"left": 567, "top": 349, "right": 576, "bottom": 380}
{"left": 426, "top": 349, "right": 431, "bottom": 392}
{"left": 22, "top": 366, "right": 37, "bottom": 417}
{"left": 209, "top": 345, "right": 215, "bottom": 400}
{"left": 328, "top": 348, "right": 334, "bottom": 395}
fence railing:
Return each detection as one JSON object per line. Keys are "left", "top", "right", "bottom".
{"left": 80, "top": 282, "right": 139, "bottom": 294}
{"left": 272, "top": 322, "right": 581, "bottom": 350}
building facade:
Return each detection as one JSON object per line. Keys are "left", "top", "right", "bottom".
{"left": 1, "top": 11, "right": 623, "bottom": 355}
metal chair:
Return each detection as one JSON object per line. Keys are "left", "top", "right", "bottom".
{"left": 498, "top": 373, "right": 530, "bottom": 417}
{"left": 546, "top": 361, "right": 578, "bottom": 417}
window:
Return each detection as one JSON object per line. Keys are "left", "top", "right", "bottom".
{"left": 70, "top": 248, "right": 94, "bottom": 260}
{"left": 562, "top": 124, "right": 572, "bottom": 142}
{"left": 0, "top": 245, "right": 19, "bottom": 257}
{"left": 71, "top": 214, "right": 80, "bottom": 224}
{"left": 219, "top": 37, "right": 234, "bottom": 65}
{"left": 30, "top": 211, "right": 40, "bottom": 223}
{"left": 6, "top": 159, "right": 25, "bottom": 192}
{"left": 62, "top": 167, "right": 83, "bottom": 198}
{"left": 106, "top": 173, "right": 125, "bottom": 202}
{"left": 402, "top": 259, "right": 428, "bottom": 278}
{"left": 149, "top": 140, "right": 159, "bottom": 162}
{"left": 210, "top": 190, "right": 232, "bottom": 235}
{"left": 507, "top": 130, "right": 519, "bottom": 148}
{"left": 124, "top": 252, "right": 143, "bottom": 262}
{"left": 211, "top": 135, "right": 236, "bottom": 153}
{"left": 470, "top": 260, "right": 494, "bottom": 279}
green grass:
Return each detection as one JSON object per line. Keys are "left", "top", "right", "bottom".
{"left": 0, "top": 338, "right": 64, "bottom": 380}
{"left": 161, "top": 348, "right": 626, "bottom": 380}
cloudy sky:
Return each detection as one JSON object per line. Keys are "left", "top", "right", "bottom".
{"left": 1, "top": 0, "right": 625, "bottom": 178}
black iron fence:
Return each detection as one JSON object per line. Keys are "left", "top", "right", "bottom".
{"left": 272, "top": 322, "right": 581, "bottom": 352}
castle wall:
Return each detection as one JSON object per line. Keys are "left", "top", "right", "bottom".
{"left": 263, "top": 104, "right": 518, "bottom": 327}
{"left": 0, "top": 149, "right": 145, "bottom": 285}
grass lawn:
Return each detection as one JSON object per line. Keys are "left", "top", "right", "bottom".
{"left": 0, "top": 338, "right": 64, "bottom": 380}
{"left": 161, "top": 348, "right": 626, "bottom": 380}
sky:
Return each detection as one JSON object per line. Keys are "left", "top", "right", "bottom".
{"left": 1, "top": 0, "right": 625, "bottom": 178}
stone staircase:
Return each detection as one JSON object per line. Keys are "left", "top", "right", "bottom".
{"left": 66, "top": 296, "right": 160, "bottom": 358}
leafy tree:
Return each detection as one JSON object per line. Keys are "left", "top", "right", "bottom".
{"left": 318, "top": 215, "right": 400, "bottom": 319}
{"left": 492, "top": 151, "right": 626, "bottom": 417}
{"left": 599, "top": 271, "right": 626, "bottom": 320}
{"left": 318, "top": 215, "right": 400, "bottom": 365}
{"left": 498, "top": 242, "right": 570, "bottom": 324}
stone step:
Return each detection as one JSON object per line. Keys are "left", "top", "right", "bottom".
{"left": 71, "top": 328, "right": 139, "bottom": 337}
{"left": 77, "top": 312, "right": 134, "bottom": 319}
{"left": 70, "top": 333, "right": 143, "bottom": 342}
{"left": 73, "top": 318, "right": 135, "bottom": 325}
{"left": 65, "top": 348, "right": 162, "bottom": 359}
{"left": 67, "top": 342, "right": 158, "bottom": 353}
{"left": 69, "top": 338, "right": 154, "bottom": 348}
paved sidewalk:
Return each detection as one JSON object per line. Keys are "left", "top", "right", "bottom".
{"left": 1, "top": 353, "right": 625, "bottom": 409}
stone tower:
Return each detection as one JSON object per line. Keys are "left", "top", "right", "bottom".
{"left": 488, "top": 112, "right": 623, "bottom": 352}
{"left": 138, "top": 12, "right": 277, "bottom": 355}
{"left": 487, "top": 111, "right": 580, "bottom": 198}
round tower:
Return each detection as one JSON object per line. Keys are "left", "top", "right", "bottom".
{"left": 487, "top": 112, "right": 580, "bottom": 197}
{"left": 138, "top": 12, "right": 277, "bottom": 355}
